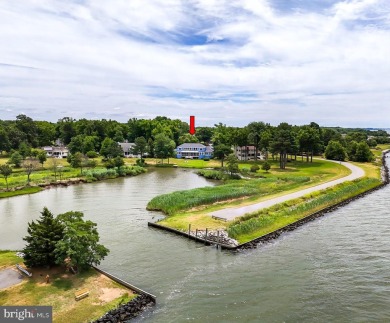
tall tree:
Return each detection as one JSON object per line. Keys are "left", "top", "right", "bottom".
{"left": 271, "top": 123, "right": 295, "bottom": 169}
{"left": 0, "top": 164, "right": 12, "bottom": 190}
{"left": 132, "top": 136, "right": 148, "bottom": 158}
{"left": 23, "top": 207, "right": 65, "bottom": 268}
{"left": 55, "top": 211, "right": 109, "bottom": 270}
{"left": 100, "top": 138, "right": 123, "bottom": 159}
{"left": 213, "top": 144, "right": 232, "bottom": 167}
{"left": 247, "top": 121, "right": 266, "bottom": 162}
{"left": 154, "top": 133, "right": 176, "bottom": 164}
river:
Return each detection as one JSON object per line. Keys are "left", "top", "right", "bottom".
{"left": 1, "top": 166, "right": 390, "bottom": 322}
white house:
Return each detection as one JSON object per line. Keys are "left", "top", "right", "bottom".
{"left": 42, "top": 146, "right": 69, "bottom": 158}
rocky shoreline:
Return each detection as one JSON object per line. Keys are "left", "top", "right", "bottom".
{"left": 92, "top": 294, "right": 155, "bottom": 323}
{"left": 238, "top": 151, "right": 390, "bottom": 250}
{"left": 190, "top": 229, "right": 238, "bottom": 247}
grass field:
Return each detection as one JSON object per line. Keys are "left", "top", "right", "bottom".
{"left": 0, "top": 251, "right": 136, "bottom": 323}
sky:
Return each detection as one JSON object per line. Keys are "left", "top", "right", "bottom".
{"left": 0, "top": 0, "right": 389, "bottom": 127}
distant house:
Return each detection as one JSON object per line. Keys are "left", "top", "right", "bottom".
{"left": 42, "top": 146, "right": 69, "bottom": 158}
{"left": 118, "top": 141, "right": 140, "bottom": 158}
{"left": 234, "top": 146, "right": 262, "bottom": 161}
{"left": 176, "top": 143, "right": 213, "bottom": 159}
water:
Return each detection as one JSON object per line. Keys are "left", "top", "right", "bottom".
{"left": 1, "top": 166, "right": 390, "bottom": 322}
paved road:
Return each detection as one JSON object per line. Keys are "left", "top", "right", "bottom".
{"left": 0, "top": 268, "right": 23, "bottom": 289}
{"left": 209, "top": 160, "right": 365, "bottom": 221}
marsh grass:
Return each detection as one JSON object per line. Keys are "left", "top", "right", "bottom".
{"left": 147, "top": 177, "right": 311, "bottom": 215}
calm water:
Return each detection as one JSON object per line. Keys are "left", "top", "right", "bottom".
{"left": 1, "top": 166, "right": 390, "bottom": 322}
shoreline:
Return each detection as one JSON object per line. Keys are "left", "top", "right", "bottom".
{"left": 0, "top": 166, "right": 147, "bottom": 199}
{"left": 149, "top": 151, "right": 390, "bottom": 250}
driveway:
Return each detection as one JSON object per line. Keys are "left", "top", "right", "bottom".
{"left": 209, "top": 160, "right": 365, "bottom": 221}
{"left": 0, "top": 268, "right": 23, "bottom": 289}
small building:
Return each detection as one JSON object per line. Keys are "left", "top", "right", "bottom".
{"left": 176, "top": 143, "right": 213, "bottom": 159}
{"left": 234, "top": 146, "right": 262, "bottom": 161}
{"left": 42, "top": 146, "right": 69, "bottom": 158}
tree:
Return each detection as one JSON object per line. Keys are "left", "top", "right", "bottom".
{"left": 355, "top": 142, "right": 374, "bottom": 162}
{"left": 113, "top": 156, "right": 124, "bottom": 171}
{"left": 325, "top": 141, "right": 347, "bottom": 161}
{"left": 297, "top": 126, "right": 321, "bottom": 162}
{"left": 55, "top": 211, "right": 109, "bottom": 270}
{"left": 271, "top": 123, "right": 295, "bottom": 169}
{"left": 69, "top": 152, "right": 84, "bottom": 174}
{"left": 18, "top": 142, "right": 31, "bottom": 159}
{"left": 367, "top": 138, "right": 377, "bottom": 148}
{"left": 9, "top": 151, "right": 23, "bottom": 168}
{"left": 100, "top": 137, "right": 123, "bottom": 159}
{"left": 226, "top": 153, "right": 239, "bottom": 176}
{"left": 178, "top": 133, "right": 199, "bottom": 145}
{"left": 0, "top": 126, "right": 11, "bottom": 152}
{"left": 37, "top": 150, "right": 47, "bottom": 168}
{"left": 247, "top": 121, "right": 266, "bottom": 162}
{"left": 16, "top": 114, "right": 38, "bottom": 147}
{"left": 133, "top": 136, "right": 148, "bottom": 158}
{"left": 23, "top": 157, "right": 39, "bottom": 184}
{"left": 213, "top": 144, "right": 232, "bottom": 167}
{"left": 154, "top": 133, "right": 176, "bottom": 164}
{"left": 262, "top": 161, "right": 271, "bottom": 172}
{"left": 0, "top": 164, "right": 12, "bottom": 190}
{"left": 23, "top": 207, "right": 65, "bottom": 268}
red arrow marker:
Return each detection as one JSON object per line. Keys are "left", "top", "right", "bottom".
{"left": 189, "top": 116, "right": 196, "bottom": 135}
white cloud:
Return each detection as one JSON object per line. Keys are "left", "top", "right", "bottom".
{"left": 0, "top": 0, "right": 389, "bottom": 126}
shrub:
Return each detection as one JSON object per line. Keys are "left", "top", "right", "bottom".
{"left": 86, "top": 151, "right": 98, "bottom": 158}
{"left": 262, "top": 161, "right": 271, "bottom": 172}
{"left": 250, "top": 165, "right": 260, "bottom": 173}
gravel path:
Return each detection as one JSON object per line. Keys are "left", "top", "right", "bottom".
{"left": 209, "top": 160, "right": 365, "bottom": 221}
{"left": 0, "top": 268, "right": 23, "bottom": 289}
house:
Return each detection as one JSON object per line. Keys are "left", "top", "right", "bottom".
{"left": 234, "top": 146, "right": 262, "bottom": 161}
{"left": 118, "top": 142, "right": 138, "bottom": 157}
{"left": 42, "top": 146, "right": 69, "bottom": 158}
{"left": 176, "top": 143, "right": 213, "bottom": 159}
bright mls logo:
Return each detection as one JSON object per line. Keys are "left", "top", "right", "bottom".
{"left": 0, "top": 306, "right": 52, "bottom": 322}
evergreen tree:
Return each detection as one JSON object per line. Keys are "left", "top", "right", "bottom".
{"left": 23, "top": 207, "right": 64, "bottom": 268}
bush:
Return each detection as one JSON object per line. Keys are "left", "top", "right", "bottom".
{"left": 86, "top": 151, "right": 98, "bottom": 158}
{"left": 203, "top": 158, "right": 210, "bottom": 161}
{"left": 197, "top": 170, "right": 225, "bottom": 180}
{"left": 250, "top": 165, "right": 260, "bottom": 173}
{"left": 262, "top": 161, "right": 271, "bottom": 172}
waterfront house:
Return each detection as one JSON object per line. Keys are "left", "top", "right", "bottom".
{"left": 176, "top": 143, "right": 213, "bottom": 159}
{"left": 42, "top": 145, "right": 69, "bottom": 158}
{"left": 118, "top": 141, "right": 138, "bottom": 157}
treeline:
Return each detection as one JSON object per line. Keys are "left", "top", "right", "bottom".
{"left": 0, "top": 115, "right": 388, "bottom": 167}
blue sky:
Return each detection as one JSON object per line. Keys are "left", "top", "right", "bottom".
{"left": 0, "top": 0, "right": 389, "bottom": 127}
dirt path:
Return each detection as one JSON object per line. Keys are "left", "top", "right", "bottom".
{"left": 209, "top": 160, "right": 365, "bottom": 221}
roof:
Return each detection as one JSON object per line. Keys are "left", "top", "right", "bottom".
{"left": 118, "top": 142, "right": 135, "bottom": 151}
{"left": 177, "top": 143, "right": 206, "bottom": 149}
